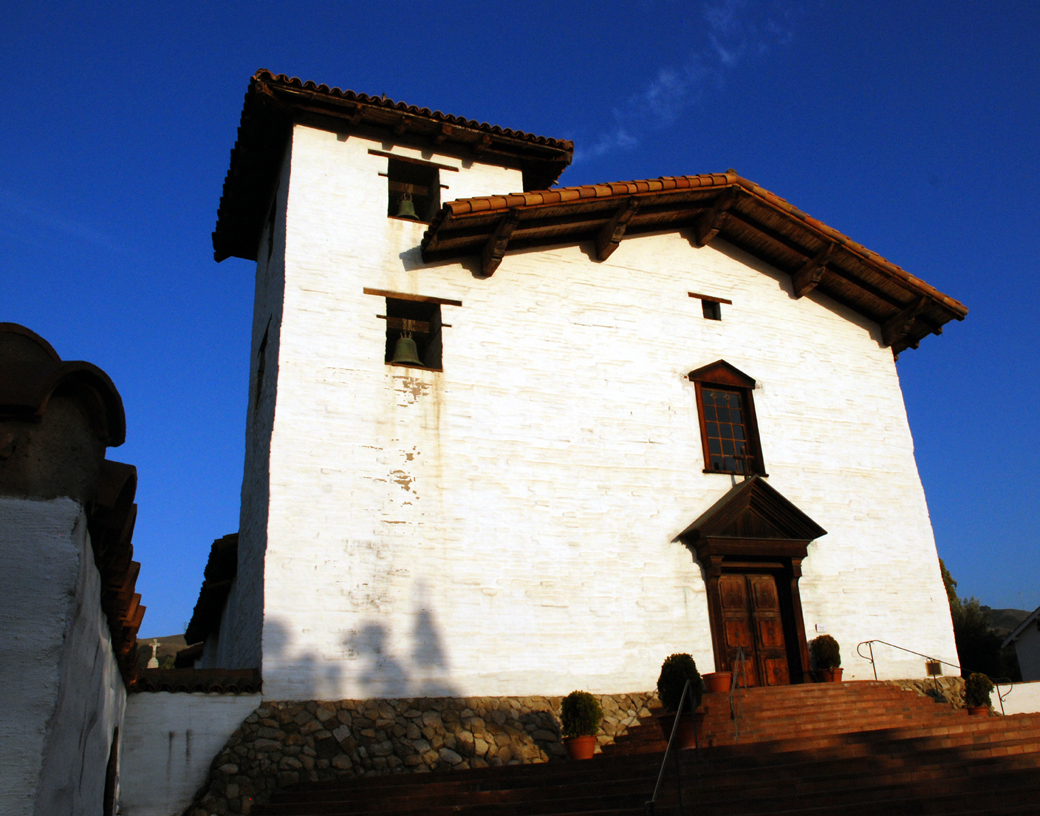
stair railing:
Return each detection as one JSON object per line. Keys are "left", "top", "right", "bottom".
{"left": 644, "top": 678, "right": 696, "bottom": 816}
{"left": 856, "top": 639, "right": 1014, "bottom": 715}
{"left": 729, "top": 646, "right": 749, "bottom": 743}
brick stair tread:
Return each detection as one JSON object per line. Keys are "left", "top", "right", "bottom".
{"left": 265, "top": 770, "right": 660, "bottom": 810}
{"left": 698, "top": 775, "right": 1040, "bottom": 816}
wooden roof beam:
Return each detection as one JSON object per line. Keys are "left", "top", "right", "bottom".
{"left": 791, "top": 242, "right": 839, "bottom": 298}
{"left": 480, "top": 209, "right": 521, "bottom": 277}
{"left": 881, "top": 296, "right": 926, "bottom": 348}
{"left": 595, "top": 198, "right": 639, "bottom": 261}
{"left": 691, "top": 188, "right": 739, "bottom": 247}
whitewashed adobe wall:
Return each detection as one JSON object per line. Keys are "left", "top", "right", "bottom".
{"left": 119, "top": 692, "right": 262, "bottom": 816}
{"left": 0, "top": 497, "right": 125, "bottom": 816}
{"left": 239, "top": 122, "right": 957, "bottom": 700}
{"left": 999, "top": 679, "right": 1040, "bottom": 716}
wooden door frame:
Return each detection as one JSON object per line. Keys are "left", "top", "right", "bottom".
{"left": 675, "top": 477, "right": 827, "bottom": 686}
{"left": 701, "top": 547, "right": 811, "bottom": 684}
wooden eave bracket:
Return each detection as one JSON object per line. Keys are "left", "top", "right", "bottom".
{"left": 691, "top": 188, "right": 739, "bottom": 247}
{"left": 433, "top": 123, "right": 453, "bottom": 144}
{"left": 595, "top": 198, "right": 639, "bottom": 261}
{"left": 473, "top": 133, "right": 493, "bottom": 157}
{"left": 881, "top": 296, "right": 927, "bottom": 348}
{"left": 791, "top": 242, "right": 839, "bottom": 298}
{"left": 480, "top": 209, "right": 521, "bottom": 277}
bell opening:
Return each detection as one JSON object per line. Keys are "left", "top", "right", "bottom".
{"left": 383, "top": 297, "right": 443, "bottom": 370}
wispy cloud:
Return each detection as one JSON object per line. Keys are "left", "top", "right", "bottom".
{"left": 571, "top": 0, "right": 801, "bottom": 165}
{"left": 0, "top": 187, "right": 131, "bottom": 256}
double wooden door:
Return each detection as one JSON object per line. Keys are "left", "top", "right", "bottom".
{"left": 718, "top": 573, "right": 790, "bottom": 686}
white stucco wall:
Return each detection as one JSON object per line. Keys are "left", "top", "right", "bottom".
{"left": 237, "top": 123, "right": 957, "bottom": 700}
{"left": 119, "top": 692, "right": 261, "bottom": 816}
{"left": 998, "top": 679, "right": 1040, "bottom": 716}
{"left": 0, "top": 496, "right": 125, "bottom": 816}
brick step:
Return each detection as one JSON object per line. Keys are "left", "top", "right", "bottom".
{"left": 613, "top": 708, "right": 1040, "bottom": 757}
{"left": 694, "top": 775, "right": 1040, "bottom": 816}
{"left": 686, "top": 769, "right": 1040, "bottom": 814}
{"left": 676, "top": 744, "right": 1040, "bottom": 810}
{"left": 262, "top": 768, "right": 661, "bottom": 812}
{"left": 269, "top": 753, "right": 665, "bottom": 801}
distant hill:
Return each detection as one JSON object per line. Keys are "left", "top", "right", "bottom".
{"left": 982, "top": 607, "right": 1031, "bottom": 639}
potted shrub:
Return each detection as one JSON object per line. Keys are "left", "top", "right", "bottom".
{"left": 656, "top": 653, "right": 705, "bottom": 749}
{"left": 809, "top": 634, "right": 842, "bottom": 682}
{"left": 964, "top": 673, "right": 994, "bottom": 716}
{"left": 560, "top": 690, "right": 603, "bottom": 759}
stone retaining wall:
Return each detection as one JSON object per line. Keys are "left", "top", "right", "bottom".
{"left": 185, "top": 692, "right": 657, "bottom": 815}
{"left": 888, "top": 676, "right": 966, "bottom": 708}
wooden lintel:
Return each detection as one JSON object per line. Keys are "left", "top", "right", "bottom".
{"left": 791, "top": 242, "right": 839, "bottom": 298}
{"left": 881, "top": 296, "right": 927, "bottom": 348}
{"left": 434, "top": 123, "right": 453, "bottom": 144}
{"left": 595, "top": 198, "right": 639, "bottom": 261}
{"left": 691, "top": 188, "right": 739, "bottom": 247}
{"left": 480, "top": 209, "right": 521, "bottom": 277}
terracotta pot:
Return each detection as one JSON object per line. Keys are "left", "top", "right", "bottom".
{"left": 563, "top": 735, "right": 597, "bottom": 760}
{"left": 704, "top": 672, "right": 732, "bottom": 694}
{"left": 967, "top": 705, "right": 990, "bottom": 717}
{"left": 817, "top": 667, "right": 843, "bottom": 682}
{"left": 656, "top": 711, "right": 705, "bottom": 750}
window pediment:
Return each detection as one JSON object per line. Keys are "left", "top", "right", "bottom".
{"left": 687, "top": 359, "right": 755, "bottom": 389}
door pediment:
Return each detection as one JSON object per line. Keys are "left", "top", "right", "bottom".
{"left": 676, "top": 476, "right": 826, "bottom": 561}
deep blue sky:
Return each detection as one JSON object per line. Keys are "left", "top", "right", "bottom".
{"left": 3, "top": 1, "right": 1037, "bottom": 637}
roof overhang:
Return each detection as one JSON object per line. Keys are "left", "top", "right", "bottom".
{"left": 213, "top": 70, "right": 574, "bottom": 263}
{"left": 420, "top": 172, "right": 967, "bottom": 355}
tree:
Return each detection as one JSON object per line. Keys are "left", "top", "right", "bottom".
{"left": 939, "top": 559, "right": 1020, "bottom": 681}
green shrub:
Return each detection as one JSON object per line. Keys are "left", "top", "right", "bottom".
{"left": 809, "top": 635, "right": 841, "bottom": 670}
{"left": 560, "top": 690, "right": 603, "bottom": 738}
{"left": 964, "top": 672, "right": 994, "bottom": 708}
{"left": 657, "top": 653, "right": 703, "bottom": 713}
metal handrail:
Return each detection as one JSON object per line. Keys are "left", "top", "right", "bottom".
{"left": 644, "top": 678, "right": 697, "bottom": 816}
{"left": 856, "top": 639, "right": 1014, "bottom": 715}
{"left": 729, "top": 646, "right": 749, "bottom": 743}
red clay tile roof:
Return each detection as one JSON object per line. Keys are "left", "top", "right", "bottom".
{"left": 213, "top": 70, "right": 573, "bottom": 262}
{"left": 130, "top": 668, "right": 262, "bottom": 694}
{"left": 421, "top": 171, "right": 967, "bottom": 355}
{"left": 184, "top": 532, "right": 238, "bottom": 646}
{"left": 0, "top": 323, "right": 126, "bottom": 445}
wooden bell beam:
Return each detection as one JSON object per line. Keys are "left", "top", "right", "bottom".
{"left": 480, "top": 209, "right": 521, "bottom": 277}
{"left": 595, "top": 198, "right": 639, "bottom": 261}
{"left": 691, "top": 188, "right": 739, "bottom": 247}
{"left": 881, "top": 296, "right": 926, "bottom": 348}
{"left": 791, "top": 242, "right": 839, "bottom": 298}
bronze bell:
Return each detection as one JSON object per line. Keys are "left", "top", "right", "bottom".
{"left": 396, "top": 193, "right": 419, "bottom": 220}
{"left": 390, "top": 331, "right": 424, "bottom": 366}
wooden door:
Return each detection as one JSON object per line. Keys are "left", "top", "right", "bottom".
{"left": 718, "top": 573, "right": 790, "bottom": 687}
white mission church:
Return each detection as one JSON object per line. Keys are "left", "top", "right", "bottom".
{"left": 188, "top": 69, "right": 967, "bottom": 703}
